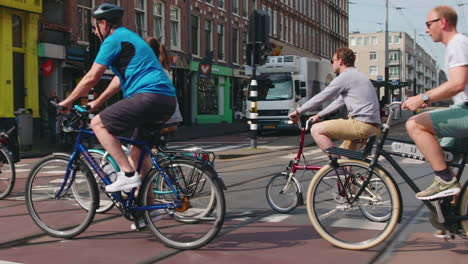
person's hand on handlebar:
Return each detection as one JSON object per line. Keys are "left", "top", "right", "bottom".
{"left": 401, "top": 95, "right": 428, "bottom": 111}
{"left": 309, "top": 114, "right": 321, "bottom": 123}
{"left": 289, "top": 110, "right": 300, "bottom": 123}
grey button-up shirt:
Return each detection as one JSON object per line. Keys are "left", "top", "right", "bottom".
{"left": 297, "top": 67, "right": 381, "bottom": 124}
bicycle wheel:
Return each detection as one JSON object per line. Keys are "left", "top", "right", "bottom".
{"left": 75, "top": 149, "right": 117, "bottom": 213}
{"left": 266, "top": 172, "right": 300, "bottom": 213}
{"left": 459, "top": 181, "right": 468, "bottom": 237}
{"left": 307, "top": 159, "right": 401, "bottom": 250}
{"left": 25, "top": 154, "right": 98, "bottom": 238}
{"left": 0, "top": 147, "right": 15, "bottom": 199}
{"left": 155, "top": 159, "right": 218, "bottom": 222}
{"left": 141, "top": 159, "right": 225, "bottom": 249}
{"left": 359, "top": 178, "right": 392, "bottom": 222}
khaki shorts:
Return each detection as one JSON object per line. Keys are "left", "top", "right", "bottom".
{"left": 320, "top": 118, "right": 380, "bottom": 150}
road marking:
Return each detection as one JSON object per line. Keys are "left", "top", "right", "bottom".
{"left": 260, "top": 214, "right": 291, "bottom": 222}
{"left": 331, "top": 218, "right": 386, "bottom": 230}
{"left": 0, "top": 261, "right": 22, "bottom": 264}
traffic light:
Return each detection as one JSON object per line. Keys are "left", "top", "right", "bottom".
{"left": 246, "top": 10, "right": 270, "bottom": 66}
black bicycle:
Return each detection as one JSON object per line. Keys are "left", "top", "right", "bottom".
{"left": 0, "top": 126, "right": 16, "bottom": 199}
{"left": 306, "top": 102, "right": 468, "bottom": 250}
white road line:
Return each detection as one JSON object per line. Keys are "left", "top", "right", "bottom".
{"left": 0, "top": 261, "right": 22, "bottom": 264}
{"left": 260, "top": 214, "right": 291, "bottom": 223}
{"left": 331, "top": 218, "right": 387, "bottom": 230}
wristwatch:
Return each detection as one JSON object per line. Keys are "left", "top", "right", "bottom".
{"left": 421, "top": 93, "right": 430, "bottom": 104}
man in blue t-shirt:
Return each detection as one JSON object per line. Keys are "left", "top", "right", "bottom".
{"left": 59, "top": 4, "right": 176, "bottom": 192}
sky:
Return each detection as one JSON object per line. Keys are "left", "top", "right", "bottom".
{"left": 348, "top": 0, "right": 468, "bottom": 73}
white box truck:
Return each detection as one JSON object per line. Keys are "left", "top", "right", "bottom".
{"left": 245, "top": 55, "right": 337, "bottom": 132}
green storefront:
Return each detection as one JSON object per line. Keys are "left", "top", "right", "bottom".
{"left": 190, "top": 61, "right": 233, "bottom": 124}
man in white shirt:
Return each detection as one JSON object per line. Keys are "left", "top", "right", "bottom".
{"left": 402, "top": 5, "right": 467, "bottom": 200}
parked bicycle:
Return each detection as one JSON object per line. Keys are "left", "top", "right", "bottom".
{"left": 0, "top": 126, "right": 16, "bottom": 199}
{"left": 25, "top": 103, "right": 226, "bottom": 249}
{"left": 306, "top": 102, "right": 468, "bottom": 250}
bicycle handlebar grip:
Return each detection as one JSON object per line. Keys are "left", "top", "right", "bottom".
{"left": 50, "top": 100, "right": 67, "bottom": 112}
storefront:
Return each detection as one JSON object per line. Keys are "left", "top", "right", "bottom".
{"left": 190, "top": 61, "right": 233, "bottom": 124}
{"left": 0, "top": 2, "right": 41, "bottom": 119}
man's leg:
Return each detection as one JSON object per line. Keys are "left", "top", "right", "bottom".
{"left": 310, "top": 122, "right": 335, "bottom": 152}
{"left": 406, "top": 113, "right": 447, "bottom": 171}
{"left": 405, "top": 112, "right": 460, "bottom": 200}
{"left": 91, "top": 115, "right": 141, "bottom": 192}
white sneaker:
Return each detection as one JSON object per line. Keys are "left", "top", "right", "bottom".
{"left": 131, "top": 210, "right": 163, "bottom": 230}
{"left": 105, "top": 172, "right": 141, "bottom": 192}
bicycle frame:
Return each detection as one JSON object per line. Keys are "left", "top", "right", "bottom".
{"left": 56, "top": 127, "right": 183, "bottom": 213}
{"left": 328, "top": 102, "right": 468, "bottom": 225}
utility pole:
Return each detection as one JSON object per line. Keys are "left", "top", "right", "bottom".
{"left": 384, "top": 0, "right": 389, "bottom": 103}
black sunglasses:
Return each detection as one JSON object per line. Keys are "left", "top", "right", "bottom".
{"left": 425, "top": 18, "right": 440, "bottom": 28}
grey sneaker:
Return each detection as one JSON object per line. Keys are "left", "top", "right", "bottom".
{"left": 415, "top": 176, "right": 460, "bottom": 200}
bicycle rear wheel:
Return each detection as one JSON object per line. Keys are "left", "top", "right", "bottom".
{"left": 0, "top": 147, "right": 15, "bottom": 199}
{"left": 266, "top": 172, "right": 300, "bottom": 213}
{"left": 141, "top": 159, "right": 225, "bottom": 249}
{"left": 307, "top": 159, "right": 401, "bottom": 250}
{"left": 25, "top": 154, "right": 98, "bottom": 238}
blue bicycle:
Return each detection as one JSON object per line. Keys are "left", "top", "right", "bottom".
{"left": 25, "top": 104, "right": 226, "bottom": 249}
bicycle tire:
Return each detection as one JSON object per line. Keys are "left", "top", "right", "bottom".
{"left": 0, "top": 147, "right": 15, "bottom": 199}
{"left": 156, "top": 159, "right": 217, "bottom": 222}
{"left": 141, "top": 159, "right": 225, "bottom": 249}
{"left": 459, "top": 180, "right": 468, "bottom": 237}
{"left": 266, "top": 173, "right": 300, "bottom": 213}
{"left": 75, "top": 149, "right": 117, "bottom": 213}
{"left": 25, "top": 154, "right": 98, "bottom": 238}
{"left": 307, "top": 159, "right": 401, "bottom": 250}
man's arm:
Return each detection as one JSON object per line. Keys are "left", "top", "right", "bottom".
{"left": 402, "top": 65, "right": 468, "bottom": 111}
{"left": 88, "top": 76, "right": 121, "bottom": 111}
{"left": 318, "top": 95, "right": 345, "bottom": 117}
{"left": 60, "top": 62, "right": 108, "bottom": 109}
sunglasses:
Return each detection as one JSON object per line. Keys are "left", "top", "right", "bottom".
{"left": 425, "top": 18, "right": 440, "bottom": 28}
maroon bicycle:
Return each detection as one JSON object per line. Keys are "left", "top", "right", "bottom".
{"left": 265, "top": 119, "right": 321, "bottom": 213}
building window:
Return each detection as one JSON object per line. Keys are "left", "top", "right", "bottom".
{"left": 364, "top": 37, "right": 369, "bottom": 45}
{"left": 232, "top": 28, "right": 238, "bottom": 63}
{"left": 369, "top": 51, "right": 377, "bottom": 60}
{"left": 206, "top": 0, "right": 212, "bottom": 4}
{"left": 242, "top": 31, "right": 248, "bottom": 63}
{"left": 389, "top": 66, "right": 400, "bottom": 79}
{"left": 135, "top": 0, "right": 146, "bottom": 37}
{"left": 242, "top": 0, "right": 248, "bottom": 17}
{"left": 393, "top": 35, "right": 401, "bottom": 44}
{"left": 232, "top": 0, "right": 239, "bottom": 14}
{"left": 77, "top": 1, "right": 92, "bottom": 43}
{"left": 170, "top": 7, "right": 181, "bottom": 49}
{"left": 12, "top": 15, "right": 23, "bottom": 48}
{"left": 356, "top": 37, "right": 362, "bottom": 45}
{"left": 389, "top": 51, "right": 400, "bottom": 63}
{"left": 217, "top": 24, "right": 225, "bottom": 60}
{"left": 205, "top": 20, "right": 212, "bottom": 55}
{"left": 350, "top": 37, "right": 356, "bottom": 46}
{"left": 153, "top": 1, "right": 164, "bottom": 42}
{"left": 218, "top": 0, "right": 224, "bottom": 9}
{"left": 369, "top": 66, "right": 378, "bottom": 76}
{"left": 191, "top": 15, "right": 200, "bottom": 56}
{"left": 371, "top": 36, "right": 378, "bottom": 45}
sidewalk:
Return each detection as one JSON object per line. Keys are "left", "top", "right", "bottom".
{"left": 21, "top": 110, "right": 415, "bottom": 159}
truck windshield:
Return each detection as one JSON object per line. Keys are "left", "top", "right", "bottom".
{"left": 257, "top": 73, "right": 293, "bottom": 101}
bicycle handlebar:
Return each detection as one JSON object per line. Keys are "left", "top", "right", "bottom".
{"left": 384, "top": 101, "right": 402, "bottom": 128}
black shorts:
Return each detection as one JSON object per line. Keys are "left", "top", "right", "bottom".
{"left": 99, "top": 92, "right": 176, "bottom": 141}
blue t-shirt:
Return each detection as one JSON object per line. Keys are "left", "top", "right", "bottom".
{"left": 94, "top": 27, "right": 175, "bottom": 98}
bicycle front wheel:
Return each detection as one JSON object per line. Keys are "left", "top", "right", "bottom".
{"left": 0, "top": 147, "right": 15, "bottom": 199}
{"left": 460, "top": 181, "right": 468, "bottom": 237}
{"left": 141, "top": 159, "right": 225, "bottom": 249}
{"left": 266, "top": 172, "right": 300, "bottom": 213}
{"left": 25, "top": 154, "right": 98, "bottom": 238}
{"left": 307, "top": 159, "right": 401, "bottom": 250}
{"left": 75, "top": 149, "right": 117, "bottom": 213}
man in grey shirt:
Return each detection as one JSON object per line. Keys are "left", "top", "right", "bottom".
{"left": 289, "top": 47, "right": 381, "bottom": 152}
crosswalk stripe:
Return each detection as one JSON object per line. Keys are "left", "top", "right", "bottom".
{"left": 260, "top": 214, "right": 291, "bottom": 222}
